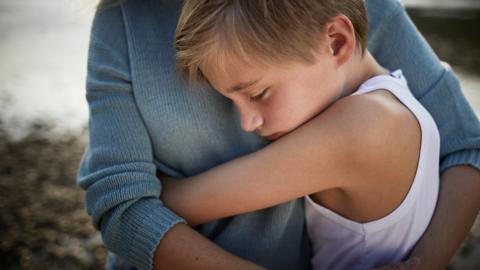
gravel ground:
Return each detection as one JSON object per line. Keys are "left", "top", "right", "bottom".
{"left": 0, "top": 127, "right": 479, "bottom": 269}
{"left": 0, "top": 130, "right": 107, "bottom": 269}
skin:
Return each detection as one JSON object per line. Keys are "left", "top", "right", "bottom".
{"left": 153, "top": 223, "right": 266, "bottom": 270}
{"left": 406, "top": 166, "right": 480, "bottom": 270}
{"left": 153, "top": 15, "right": 480, "bottom": 270}
{"left": 160, "top": 14, "right": 417, "bottom": 264}
{"left": 189, "top": 15, "right": 418, "bottom": 224}
{"left": 154, "top": 166, "right": 480, "bottom": 270}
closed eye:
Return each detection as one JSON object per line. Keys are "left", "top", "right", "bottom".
{"left": 249, "top": 88, "right": 268, "bottom": 102}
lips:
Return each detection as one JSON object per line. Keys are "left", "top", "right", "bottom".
{"left": 264, "top": 133, "right": 281, "bottom": 141}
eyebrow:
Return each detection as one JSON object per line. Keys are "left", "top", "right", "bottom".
{"left": 228, "top": 78, "right": 261, "bottom": 93}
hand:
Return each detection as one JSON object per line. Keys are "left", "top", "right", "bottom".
{"left": 371, "top": 257, "right": 420, "bottom": 270}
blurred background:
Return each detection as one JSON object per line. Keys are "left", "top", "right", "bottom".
{"left": 0, "top": 0, "right": 479, "bottom": 269}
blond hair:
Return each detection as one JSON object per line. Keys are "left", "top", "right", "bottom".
{"left": 175, "top": 0, "right": 368, "bottom": 83}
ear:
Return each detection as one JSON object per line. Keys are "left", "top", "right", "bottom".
{"left": 324, "top": 15, "right": 356, "bottom": 68}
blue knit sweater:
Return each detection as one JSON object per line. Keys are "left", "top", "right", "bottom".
{"left": 77, "top": 0, "right": 480, "bottom": 269}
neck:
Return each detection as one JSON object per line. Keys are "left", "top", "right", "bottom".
{"left": 340, "top": 51, "right": 389, "bottom": 97}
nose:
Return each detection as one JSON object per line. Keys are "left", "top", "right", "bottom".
{"left": 238, "top": 104, "right": 263, "bottom": 133}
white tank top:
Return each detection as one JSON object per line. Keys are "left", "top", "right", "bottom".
{"left": 304, "top": 70, "right": 440, "bottom": 270}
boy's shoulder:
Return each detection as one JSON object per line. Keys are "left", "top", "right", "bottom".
{"left": 325, "top": 89, "right": 421, "bottom": 174}
{"left": 330, "top": 89, "right": 418, "bottom": 140}
{"left": 312, "top": 87, "right": 422, "bottom": 222}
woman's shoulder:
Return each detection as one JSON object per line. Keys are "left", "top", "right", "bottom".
{"left": 366, "top": 0, "right": 404, "bottom": 25}
{"left": 88, "top": 0, "right": 184, "bottom": 90}
{"left": 92, "top": 0, "right": 182, "bottom": 43}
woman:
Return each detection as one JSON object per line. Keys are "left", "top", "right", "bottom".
{"left": 77, "top": 0, "right": 480, "bottom": 269}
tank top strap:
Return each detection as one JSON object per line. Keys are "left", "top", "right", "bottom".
{"left": 352, "top": 70, "right": 408, "bottom": 97}
{"left": 350, "top": 70, "right": 430, "bottom": 129}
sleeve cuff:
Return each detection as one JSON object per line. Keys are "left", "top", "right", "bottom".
{"left": 121, "top": 198, "right": 187, "bottom": 270}
{"left": 440, "top": 149, "right": 480, "bottom": 174}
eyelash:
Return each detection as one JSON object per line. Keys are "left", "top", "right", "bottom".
{"left": 249, "top": 88, "right": 268, "bottom": 102}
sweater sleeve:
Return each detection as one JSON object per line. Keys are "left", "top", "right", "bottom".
{"left": 76, "top": 5, "right": 185, "bottom": 270}
{"left": 366, "top": 0, "right": 480, "bottom": 173}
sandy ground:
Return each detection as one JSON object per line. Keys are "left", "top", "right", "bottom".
{"left": 1, "top": 1, "right": 480, "bottom": 269}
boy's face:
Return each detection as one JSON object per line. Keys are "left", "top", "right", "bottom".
{"left": 201, "top": 51, "right": 345, "bottom": 141}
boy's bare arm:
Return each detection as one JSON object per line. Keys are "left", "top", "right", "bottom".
{"left": 408, "top": 165, "right": 480, "bottom": 269}
{"left": 161, "top": 95, "right": 401, "bottom": 225}
{"left": 153, "top": 223, "right": 266, "bottom": 270}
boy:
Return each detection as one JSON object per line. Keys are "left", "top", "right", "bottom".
{"left": 161, "top": 0, "right": 440, "bottom": 268}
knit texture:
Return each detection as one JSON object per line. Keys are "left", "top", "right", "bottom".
{"left": 77, "top": 0, "right": 480, "bottom": 269}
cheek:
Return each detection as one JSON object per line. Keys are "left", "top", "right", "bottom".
{"left": 263, "top": 92, "right": 308, "bottom": 131}
{"left": 260, "top": 95, "right": 287, "bottom": 128}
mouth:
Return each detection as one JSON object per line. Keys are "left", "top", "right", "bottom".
{"left": 263, "top": 133, "right": 282, "bottom": 141}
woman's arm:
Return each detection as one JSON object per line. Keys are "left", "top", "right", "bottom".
{"left": 79, "top": 5, "right": 266, "bottom": 270}
{"left": 162, "top": 95, "right": 405, "bottom": 226}
{"left": 408, "top": 166, "right": 480, "bottom": 270}
{"left": 153, "top": 223, "right": 266, "bottom": 270}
